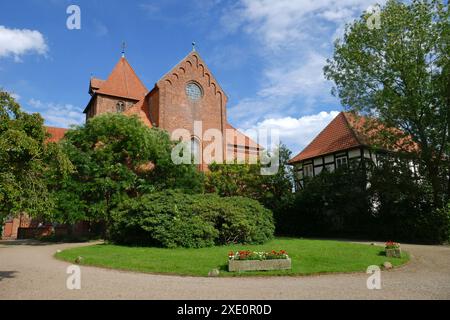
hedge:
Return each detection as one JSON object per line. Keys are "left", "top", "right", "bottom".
{"left": 108, "top": 190, "right": 274, "bottom": 248}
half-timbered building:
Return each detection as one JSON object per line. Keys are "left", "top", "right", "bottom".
{"left": 288, "top": 112, "right": 418, "bottom": 190}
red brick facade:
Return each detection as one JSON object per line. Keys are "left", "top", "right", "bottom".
{"left": 83, "top": 50, "right": 261, "bottom": 169}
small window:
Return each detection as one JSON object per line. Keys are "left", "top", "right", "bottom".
{"left": 303, "top": 164, "right": 313, "bottom": 178}
{"left": 186, "top": 82, "right": 203, "bottom": 101}
{"left": 116, "top": 101, "right": 125, "bottom": 113}
{"left": 336, "top": 156, "right": 348, "bottom": 168}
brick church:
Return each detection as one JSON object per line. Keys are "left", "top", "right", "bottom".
{"left": 1, "top": 48, "right": 261, "bottom": 240}
{"left": 83, "top": 48, "right": 261, "bottom": 170}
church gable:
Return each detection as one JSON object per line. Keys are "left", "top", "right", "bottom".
{"left": 155, "top": 51, "right": 227, "bottom": 136}
{"left": 157, "top": 51, "right": 227, "bottom": 103}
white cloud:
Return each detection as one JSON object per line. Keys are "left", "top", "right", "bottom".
{"left": 0, "top": 25, "right": 48, "bottom": 61}
{"left": 27, "top": 99, "right": 84, "bottom": 128}
{"left": 223, "top": 0, "right": 386, "bottom": 133}
{"left": 239, "top": 110, "right": 340, "bottom": 154}
{"left": 226, "top": 0, "right": 384, "bottom": 49}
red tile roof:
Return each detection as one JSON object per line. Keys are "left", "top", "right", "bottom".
{"left": 90, "top": 78, "right": 105, "bottom": 91}
{"left": 96, "top": 57, "right": 148, "bottom": 101}
{"left": 226, "top": 123, "right": 262, "bottom": 150}
{"left": 45, "top": 126, "right": 68, "bottom": 143}
{"left": 289, "top": 112, "right": 417, "bottom": 164}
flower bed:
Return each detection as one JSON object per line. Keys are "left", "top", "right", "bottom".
{"left": 385, "top": 241, "right": 402, "bottom": 258}
{"left": 228, "top": 250, "right": 289, "bottom": 261}
{"left": 228, "top": 250, "right": 291, "bottom": 272}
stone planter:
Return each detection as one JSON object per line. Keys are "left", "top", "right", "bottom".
{"left": 228, "top": 258, "right": 292, "bottom": 272}
{"left": 385, "top": 248, "right": 402, "bottom": 258}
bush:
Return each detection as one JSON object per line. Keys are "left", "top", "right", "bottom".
{"left": 283, "top": 159, "right": 449, "bottom": 244}
{"left": 279, "top": 168, "right": 370, "bottom": 237}
{"left": 108, "top": 191, "right": 274, "bottom": 248}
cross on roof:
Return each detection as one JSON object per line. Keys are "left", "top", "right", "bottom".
{"left": 121, "top": 42, "right": 126, "bottom": 57}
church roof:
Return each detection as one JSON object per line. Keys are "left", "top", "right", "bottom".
{"left": 95, "top": 57, "right": 148, "bottom": 101}
{"left": 89, "top": 78, "right": 104, "bottom": 91}
{"left": 289, "top": 112, "right": 417, "bottom": 164}
{"left": 226, "top": 123, "right": 262, "bottom": 150}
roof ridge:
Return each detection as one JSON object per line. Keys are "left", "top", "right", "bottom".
{"left": 122, "top": 58, "right": 130, "bottom": 97}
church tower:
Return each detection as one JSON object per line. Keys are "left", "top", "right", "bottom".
{"left": 83, "top": 56, "right": 148, "bottom": 121}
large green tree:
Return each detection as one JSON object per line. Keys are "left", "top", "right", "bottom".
{"left": 54, "top": 113, "right": 203, "bottom": 226}
{"left": 206, "top": 143, "right": 294, "bottom": 212}
{"left": 324, "top": 0, "right": 449, "bottom": 207}
{"left": 0, "top": 91, "right": 71, "bottom": 222}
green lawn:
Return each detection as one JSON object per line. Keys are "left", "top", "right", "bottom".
{"left": 55, "top": 238, "right": 409, "bottom": 277}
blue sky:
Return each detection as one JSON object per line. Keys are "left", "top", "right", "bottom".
{"left": 0, "top": 0, "right": 384, "bottom": 154}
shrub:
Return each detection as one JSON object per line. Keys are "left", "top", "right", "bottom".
{"left": 284, "top": 159, "right": 449, "bottom": 244}
{"left": 109, "top": 191, "right": 274, "bottom": 248}
{"left": 280, "top": 168, "right": 370, "bottom": 237}
{"left": 205, "top": 144, "right": 294, "bottom": 213}
{"left": 213, "top": 196, "right": 275, "bottom": 245}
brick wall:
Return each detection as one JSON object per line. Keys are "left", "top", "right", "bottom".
{"left": 157, "top": 52, "right": 227, "bottom": 170}
{"left": 87, "top": 94, "right": 138, "bottom": 120}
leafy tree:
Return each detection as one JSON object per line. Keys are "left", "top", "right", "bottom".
{"left": 282, "top": 158, "right": 450, "bottom": 243}
{"left": 324, "top": 0, "right": 449, "bottom": 208}
{"left": 54, "top": 113, "right": 203, "bottom": 227}
{"left": 205, "top": 144, "right": 294, "bottom": 211}
{"left": 369, "top": 156, "right": 450, "bottom": 243}
{"left": 284, "top": 168, "right": 370, "bottom": 238}
{"left": 0, "top": 90, "right": 71, "bottom": 222}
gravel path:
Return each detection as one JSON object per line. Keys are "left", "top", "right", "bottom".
{"left": 0, "top": 240, "right": 449, "bottom": 300}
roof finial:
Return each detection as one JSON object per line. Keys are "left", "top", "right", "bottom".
{"left": 192, "top": 41, "right": 196, "bottom": 52}
{"left": 121, "top": 41, "right": 126, "bottom": 58}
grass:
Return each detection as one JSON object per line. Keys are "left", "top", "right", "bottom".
{"left": 55, "top": 237, "right": 409, "bottom": 277}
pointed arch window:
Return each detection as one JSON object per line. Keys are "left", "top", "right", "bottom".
{"left": 190, "top": 137, "right": 201, "bottom": 164}
{"left": 116, "top": 101, "right": 126, "bottom": 113}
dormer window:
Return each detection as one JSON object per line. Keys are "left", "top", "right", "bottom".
{"left": 116, "top": 101, "right": 125, "bottom": 113}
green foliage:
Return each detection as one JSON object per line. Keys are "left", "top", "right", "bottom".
{"left": 369, "top": 158, "right": 450, "bottom": 243}
{"left": 280, "top": 167, "right": 370, "bottom": 237}
{"left": 324, "top": 0, "right": 449, "bottom": 207}
{"left": 285, "top": 157, "right": 450, "bottom": 243}
{"left": 108, "top": 190, "right": 275, "bottom": 248}
{"left": 206, "top": 144, "right": 294, "bottom": 212}
{"left": 0, "top": 90, "right": 72, "bottom": 221}
{"left": 53, "top": 113, "right": 204, "bottom": 225}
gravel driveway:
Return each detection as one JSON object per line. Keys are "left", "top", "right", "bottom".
{"left": 0, "top": 240, "right": 449, "bottom": 300}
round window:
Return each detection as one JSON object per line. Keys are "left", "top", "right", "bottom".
{"left": 185, "top": 82, "right": 203, "bottom": 101}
